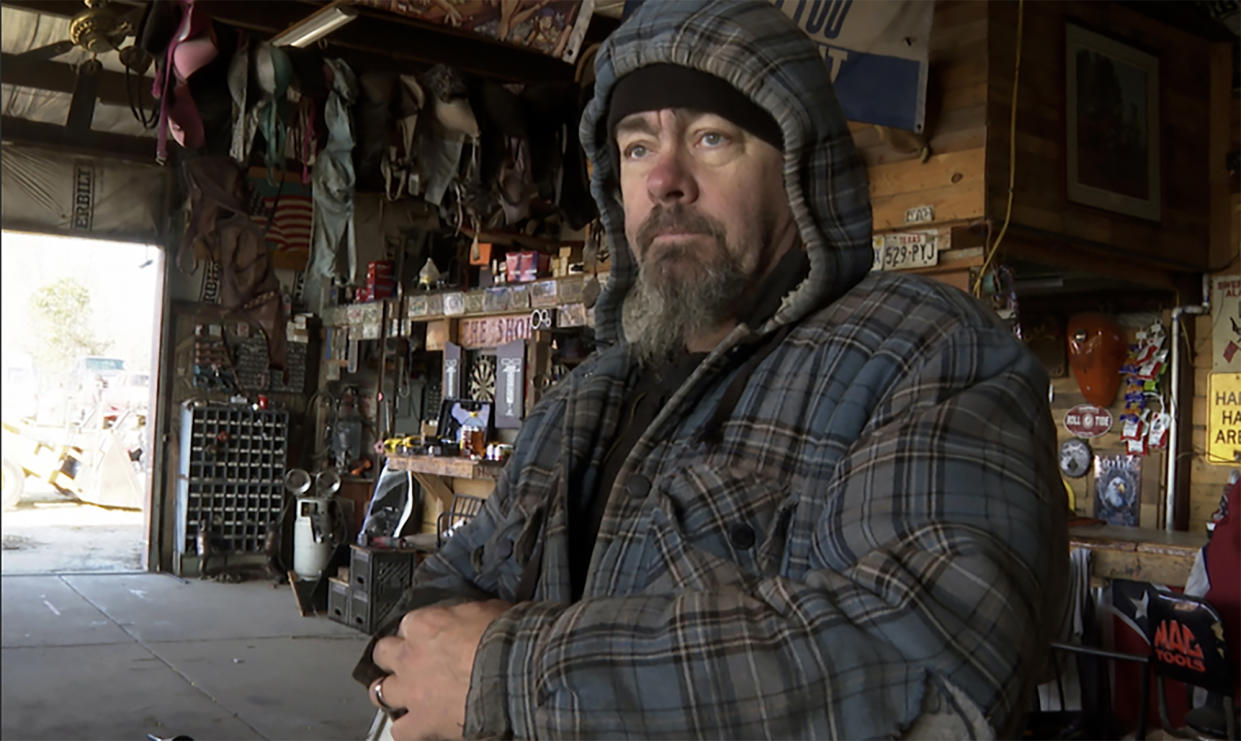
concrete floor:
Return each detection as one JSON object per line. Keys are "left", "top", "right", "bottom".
{"left": 1, "top": 500, "right": 378, "bottom": 741}
{"left": 2, "top": 501, "right": 144, "bottom": 574}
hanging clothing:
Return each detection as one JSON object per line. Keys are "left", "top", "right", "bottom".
{"left": 152, "top": 0, "right": 216, "bottom": 163}
{"left": 227, "top": 35, "right": 257, "bottom": 166}
{"left": 416, "top": 65, "right": 479, "bottom": 207}
{"left": 309, "top": 58, "right": 358, "bottom": 283}
{"left": 179, "top": 156, "right": 286, "bottom": 370}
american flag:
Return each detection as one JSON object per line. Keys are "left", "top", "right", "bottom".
{"left": 254, "top": 194, "right": 313, "bottom": 253}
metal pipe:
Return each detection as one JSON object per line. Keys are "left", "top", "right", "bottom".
{"left": 1164, "top": 273, "right": 1210, "bottom": 532}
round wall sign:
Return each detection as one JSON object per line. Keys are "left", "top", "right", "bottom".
{"left": 1059, "top": 438, "right": 1093, "bottom": 478}
{"left": 1063, "top": 404, "right": 1112, "bottom": 439}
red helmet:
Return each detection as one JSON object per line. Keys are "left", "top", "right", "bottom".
{"left": 1067, "top": 313, "right": 1126, "bottom": 407}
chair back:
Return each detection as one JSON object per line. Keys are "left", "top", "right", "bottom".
{"left": 1149, "top": 591, "right": 1233, "bottom": 696}
{"left": 435, "top": 493, "right": 486, "bottom": 548}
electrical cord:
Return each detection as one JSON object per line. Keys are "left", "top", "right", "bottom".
{"left": 126, "top": 60, "right": 159, "bottom": 129}
{"left": 973, "top": 0, "right": 1024, "bottom": 297}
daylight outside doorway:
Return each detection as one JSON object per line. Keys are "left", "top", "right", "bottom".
{"left": 1, "top": 231, "right": 162, "bottom": 574}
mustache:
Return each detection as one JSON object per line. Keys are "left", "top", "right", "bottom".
{"left": 635, "top": 206, "right": 726, "bottom": 255}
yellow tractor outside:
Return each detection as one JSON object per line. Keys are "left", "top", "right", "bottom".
{"left": 2, "top": 419, "right": 85, "bottom": 510}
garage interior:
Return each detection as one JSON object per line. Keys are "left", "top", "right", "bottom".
{"left": 0, "top": 0, "right": 1238, "bottom": 739}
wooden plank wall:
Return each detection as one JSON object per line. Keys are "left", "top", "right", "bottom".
{"left": 985, "top": 1, "right": 1212, "bottom": 276}
{"left": 1183, "top": 38, "right": 1239, "bottom": 533}
{"left": 1187, "top": 207, "right": 1241, "bottom": 531}
{"left": 848, "top": 0, "right": 988, "bottom": 293}
{"left": 1051, "top": 320, "right": 1167, "bottom": 528}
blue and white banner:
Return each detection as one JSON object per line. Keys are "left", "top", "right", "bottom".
{"left": 771, "top": 0, "right": 933, "bottom": 132}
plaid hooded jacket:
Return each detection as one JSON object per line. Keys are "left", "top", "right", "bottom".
{"left": 369, "top": 2, "right": 1068, "bottom": 737}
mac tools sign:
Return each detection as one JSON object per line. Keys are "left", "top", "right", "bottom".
{"left": 772, "top": 0, "right": 932, "bottom": 132}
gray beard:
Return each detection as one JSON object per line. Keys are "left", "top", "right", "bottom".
{"left": 621, "top": 244, "right": 747, "bottom": 367}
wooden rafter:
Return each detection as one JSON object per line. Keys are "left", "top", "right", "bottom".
{"left": 1, "top": 52, "right": 144, "bottom": 109}
{"left": 4, "top": 0, "right": 578, "bottom": 83}
{"left": 2, "top": 115, "right": 153, "bottom": 161}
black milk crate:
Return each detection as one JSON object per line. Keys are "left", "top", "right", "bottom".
{"left": 349, "top": 545, "right": 416, "bottom": 597}
{"left": 348, "top": 545, "right": 418, "bottom": 633}
{"left": 350, "top": 585, "right": 408, "bottom": 634}
{"left": 328, "top": 577, "right": 351, "bottom": 627}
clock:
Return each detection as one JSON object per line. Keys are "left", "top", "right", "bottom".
{"left": 1059, "top": 438, "right": 1093, "bottom": 479}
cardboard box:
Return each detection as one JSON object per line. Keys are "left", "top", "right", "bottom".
{"left": 366, "top": 260, "right": 395, "bottom": 278}
{"left": 505, "top": 251, "right": 550, "bottom": 283}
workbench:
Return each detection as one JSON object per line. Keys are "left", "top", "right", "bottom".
{"left": 1068, "top": 524, "right": 1207, "bottom": 587}
{"left": 385, "top": 454, "right": 501, "bottom": 527}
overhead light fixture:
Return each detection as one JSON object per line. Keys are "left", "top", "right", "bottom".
{"left": 270, "top": 2, "right": 359, "bottom": 48}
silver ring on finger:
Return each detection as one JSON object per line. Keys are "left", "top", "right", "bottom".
{"left": 373, "top": 676, "right": 408, "bottom": 720}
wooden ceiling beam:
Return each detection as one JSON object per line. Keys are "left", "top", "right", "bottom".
{"left": 339, "top": 7, "right": 575, "bottom": 82}
{"left": 0, "top": 52, "right": 146, "bottom": 109}
{"left": 197, "top": 2, "right": 576, "bottom": 82}
{"left": 2, "top": 0, "right": 143, "bottom": 17}
{"left": 4, "top": 0, "right": 587, "bottom": 83}
{"left": 2, "top": 115, "right": 154, "bottom": 161}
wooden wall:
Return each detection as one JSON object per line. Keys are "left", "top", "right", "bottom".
{"left": 849, "top": 0, "right": 989, "bottom": 294}
{"left": 851, "top": 0, "right": 987, "bottom": 227}
{"left": 985, "top": 1, "right": 1214, "bottom": 280}
{"left": 1190, "top": 309, "right": 1236, "bottom": 530}
{"left": 1187, "top": 195, "right": 1241, "bottom": 531}
{"left": 1179, "top": 36, "right": 1239, "bottom": 533}
{"left": 1051, "top": 321, "right": 1168, "bottom": 528}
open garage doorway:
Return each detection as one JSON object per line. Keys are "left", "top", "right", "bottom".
{"left": 1, "top": 231, "right": 163, "bottom": 574}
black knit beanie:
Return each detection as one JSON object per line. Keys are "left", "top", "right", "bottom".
{"left": 606, "top": 64, "right": 782, "bottom": 151}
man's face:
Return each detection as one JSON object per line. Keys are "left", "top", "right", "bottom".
{"left": 614, "top": 108, "right": 793, "bottom": 361}
{"left": 614, "top": 109, "right": 790, "bottom": 289}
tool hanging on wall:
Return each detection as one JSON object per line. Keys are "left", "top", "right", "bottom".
{"left": 191, "top": 324, "right": 236, "bottom": 391}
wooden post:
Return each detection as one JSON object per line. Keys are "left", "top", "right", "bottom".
{"left": 526, "top": 330, "right": 553, "bottom": 416}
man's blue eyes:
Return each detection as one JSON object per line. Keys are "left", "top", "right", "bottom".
{"left": 623, "top": 133, "right": 728, "bottom": 159}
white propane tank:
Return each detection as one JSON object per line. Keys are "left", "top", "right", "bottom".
{"left": 293, "top": 496, "right": 333, "bottom": 580}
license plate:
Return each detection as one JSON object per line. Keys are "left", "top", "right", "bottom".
{"left": 871, "top": 233, "right": 938, "bottom": 272}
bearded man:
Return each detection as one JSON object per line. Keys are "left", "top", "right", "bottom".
{"left": 357, "top": 2, "right": 1068, "bottom": 738}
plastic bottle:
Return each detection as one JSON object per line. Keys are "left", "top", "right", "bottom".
{"left": 460, "top": 410, "right": 486, "bottom": 458}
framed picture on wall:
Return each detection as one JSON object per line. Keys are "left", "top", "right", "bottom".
{"left": 1065, "top": 24, "right": 1161, "bottom": 221}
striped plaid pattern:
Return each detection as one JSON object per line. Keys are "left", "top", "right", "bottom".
{"left": 420, "top": 276, "right": 1067, "bottom": 739}
{"left": 389, "top": 2, "right": 1068, "bottom": 738}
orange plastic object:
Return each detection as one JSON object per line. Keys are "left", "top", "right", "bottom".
{"left": 1067, "top": 313, "right": 1126, "bottom": 407}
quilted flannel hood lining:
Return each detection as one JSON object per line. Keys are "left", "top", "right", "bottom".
{"left": 579, "top": 0, "right": 874, "bottom": 349}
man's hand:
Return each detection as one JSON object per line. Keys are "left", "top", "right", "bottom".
{"left": 369, "top": 599, "right": 512, "bottom": 741}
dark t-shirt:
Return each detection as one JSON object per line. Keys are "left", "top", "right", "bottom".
{"left": 568, "top": 351, "right": 706, "bottom": 599}
{"left": 567, "top": 247, "right": 811, "bottom": 600}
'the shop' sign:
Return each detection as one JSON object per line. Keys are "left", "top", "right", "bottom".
{"left": 458, "top": 315, "right": 530, "bottom": 349}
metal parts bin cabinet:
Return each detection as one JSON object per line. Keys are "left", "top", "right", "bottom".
{"left": 174, "top": 402, "right": 289, "bottom": 574}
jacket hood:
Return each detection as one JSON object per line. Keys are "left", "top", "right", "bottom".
{"left": 580, "top": 0, "right": 873, "bottom": 349}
